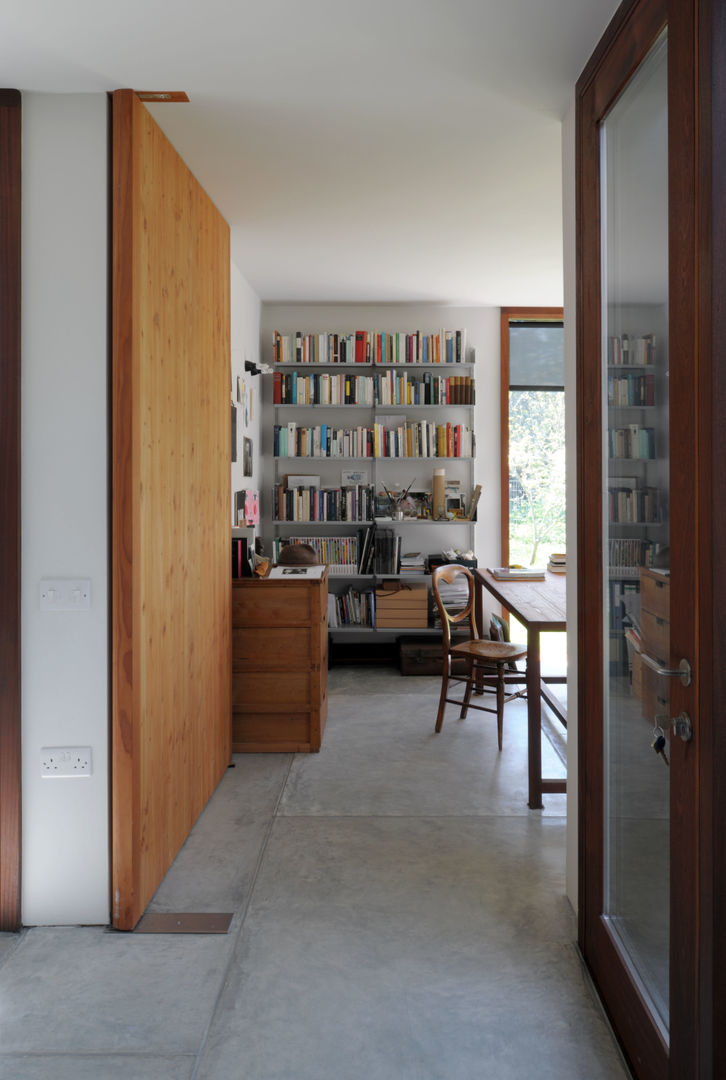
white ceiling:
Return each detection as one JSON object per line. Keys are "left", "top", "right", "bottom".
{"left": 2, "top": 0, "right": 619, "bottom": 305}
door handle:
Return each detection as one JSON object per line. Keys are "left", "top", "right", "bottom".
{"left": 640, "top": 654, "right": 692, "bottom": 686}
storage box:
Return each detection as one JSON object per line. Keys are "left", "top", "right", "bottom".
{"left": 375, "top": 582, "right": 429, "bottom": 628}
{"left": 399, "top": 635, "right": 470, "bottom": 676}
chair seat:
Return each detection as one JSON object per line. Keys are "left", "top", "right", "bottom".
{"left": 451, "top": 639, "right": 527, "bottom": 663}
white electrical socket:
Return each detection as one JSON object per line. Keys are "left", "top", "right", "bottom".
{"left": 41, "top": 746, "right": 93, "bottom": 778}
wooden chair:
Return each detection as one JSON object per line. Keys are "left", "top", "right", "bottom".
{"left": 431, "top": 564, "right": 527, "bottom": 749}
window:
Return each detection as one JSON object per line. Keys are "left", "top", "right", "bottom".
{"left": 500, "top": 309, "right": 565, "bottom": 569}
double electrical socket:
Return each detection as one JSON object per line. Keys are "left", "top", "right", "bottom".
{"left": 41, "top": 746, "right": 93, "bottom": 778}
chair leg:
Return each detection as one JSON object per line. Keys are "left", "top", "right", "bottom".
{"left": 460, "top": 667, "right": 475, "bottom": 719}
{"left": 496, "top": 663, "right": 505, "bottom": 751}
{"left": 435, "top": 663, "right": 450, "bottom": 732}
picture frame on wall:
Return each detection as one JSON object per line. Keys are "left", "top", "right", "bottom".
{"left": 231, "top": 403, "right": 237, "bottom": 462}
{"left": 243, "top": 436, "right": 253, "bottom": 477}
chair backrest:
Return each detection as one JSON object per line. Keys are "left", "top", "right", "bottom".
{"left": 431, "top": 564, "right": 478, "bottom": 651}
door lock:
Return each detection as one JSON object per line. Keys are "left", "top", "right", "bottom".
{"left": 670, "top": 712, "right": 693, "bottom": 742}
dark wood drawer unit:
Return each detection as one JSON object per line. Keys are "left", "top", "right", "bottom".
{"left": 639, "top": 567, "right": 670, "bottom": 724}
{"left": 231, "top": 570, "right": 328, "bottom": 752}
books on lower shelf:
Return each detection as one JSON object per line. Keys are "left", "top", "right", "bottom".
{"left": 272, "top": 535, "right": 360, "bottom": 575}
{"left": 487, "top": 567, "right": 546, "bottom": 581}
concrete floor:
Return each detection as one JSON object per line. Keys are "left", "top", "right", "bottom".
{"left": 0, "top": 665, "right": 630, "bottom": 1079}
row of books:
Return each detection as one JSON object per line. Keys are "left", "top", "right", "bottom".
{"left": 607, "top": 371, "right": 655, "bottom": 407}
{"left": 329, "top": 587, "right": 376, "bottom": 628}
{"left": 272, "top": 369, "right": 475, "bottom": 406}
{"left": 608, "top": 425, "right": 655, "bottom": 459}
{"left": 608, "top": 485, "right": 659, "bottom": 524}
{"left": 372, "top": 420, "right": 474, "bottom": 459}
{"left": 271, "top": 535, "right": 360, "bottom": 575}
{"left": 608, "top": 538, "right": 656, "bottom": 575}
{"left": 273, "top": 421, "right": 475, "bottom": 459}
{"left": 272, "top": 484, "right": 375, "bottom": 523}
{"left": 273, "top": 329, "right": 469, "bottom": 365}
{"left": 607, "top": 333, "right": 656, "bottom": 366}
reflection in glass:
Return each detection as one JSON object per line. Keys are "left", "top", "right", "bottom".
{"left": 600, "top": 32, "right": 670, "bottom": 1033}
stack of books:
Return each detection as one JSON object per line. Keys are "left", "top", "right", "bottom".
{"left": 399, "top": 552, "right": 426, "bottom": 575}
{"left": 548, "top": 552, "right": 567, "bottom": 574}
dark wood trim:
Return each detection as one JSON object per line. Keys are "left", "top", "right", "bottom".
{"left": 499, "top": 307, "right": 564, "bottom": 570}
{"left": 0, "top": 89, "right": 22, "bottom": 931}
{"left": 576, "top": 2, "right": 674, "bottom": 1077}
{"left": 699, "top": 3, "right": 725, "bottom": 1074}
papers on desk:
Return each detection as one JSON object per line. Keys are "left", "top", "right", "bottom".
{"left": 488, "top": 566, "right": 546, "bottom": 581}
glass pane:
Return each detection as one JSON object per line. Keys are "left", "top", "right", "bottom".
{"left": 601, "top": 31, "right": 670, "bottom": 1033}
{"left": 509, "top": 323, "right": 564, "bottom": 387}
{"left": 508, "top": 389, "right": 566, "bottom": 568}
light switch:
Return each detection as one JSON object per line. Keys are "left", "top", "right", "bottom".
{"left": 39, "top": 578, "right": 92, "bottom": 611}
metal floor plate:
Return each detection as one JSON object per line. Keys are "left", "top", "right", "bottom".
{"left": 133, "top": 912, "right": 234, "bottom": 934}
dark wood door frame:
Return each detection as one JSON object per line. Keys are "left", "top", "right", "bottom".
{"left": 577, "top": 0, "right": 724, "bottom": 1076}
{"left": 0, "top": 89, "right": 22, "bottom": 932}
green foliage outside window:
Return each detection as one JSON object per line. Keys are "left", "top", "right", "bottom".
{"left": 509, "top": 390, "right": 566, "bottom": 567}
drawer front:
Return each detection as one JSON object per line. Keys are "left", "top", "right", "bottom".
{"left": 233, "top": 671, "right": 312, "bottom": 711}
{"left": 631, "top": 650, "right": 643, "bottom": 701}
{"left": 641, "top": 572, "right": 670, "bottom": 621}
{"left": 233, "top": 627, "right": 312, "bottom": 671}
{"left": 232, "top": 711, "right": 311, "bottom": 750}
{"left": 641, "top": 663, "right": 669, "bottom": 723}
{"left": 641, "top": 609, "right": 670, "bottom": 664}
{"left": 233, "top": 586, "right": 312, "bottom": 627}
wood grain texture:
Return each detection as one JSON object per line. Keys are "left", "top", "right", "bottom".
{"left": 231, "top": 574, "right": 328, "bottom": 752}
{"left": 111, "top": 90, "right": 231, "bottom": 930}
{"left": 0, "top": 90, "right": 22, "bottom": 932}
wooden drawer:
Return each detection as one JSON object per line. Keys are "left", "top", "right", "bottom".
{"left": 641, "top": 608, "right": 670, "bottom": 664}
{"left": 232, "top": 584, "right": 314, "bottom": 627}
{"left": 641, "top": 569, "right": 670, "bottom": 620}
{"left": 233, "top": 670, "right": 312, "bottom": 711}
{"left": 641, "top": 663, "right": 669, "bottom": 723}
{"left": 631, "top": 649, "right": 643, "bottom": 701}
{"left": 233, "top": 627, "right": 313, "bottom": 671}
{"left": 232, "top": 711, "right": 313, "bottom": 752}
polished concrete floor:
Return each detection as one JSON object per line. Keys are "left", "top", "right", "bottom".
{"left": 0, "top": 665, "right": 630, "bottom": 1079}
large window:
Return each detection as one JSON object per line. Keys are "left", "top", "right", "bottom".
{"left": 500, "top": 310, "right": 565, "bottom": 568}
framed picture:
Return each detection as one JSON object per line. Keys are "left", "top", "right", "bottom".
{"left": 243, "top": 437, "right": 253, "bottom": 477}
{"left": 231, "top": 403, "right": 237, "bottom": 462}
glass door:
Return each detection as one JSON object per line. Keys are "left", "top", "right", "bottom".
{"left": 576, "top": 0, "right": 705, "bottom": 1076}
{"left": 601, "top": 31, "right": 670, "bottom": 1034}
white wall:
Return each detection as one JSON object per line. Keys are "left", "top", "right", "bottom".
{"left": 21, "top": 94, "right": 109, "bottom": 925}
{"left": 562, "top": 94, "right": 579, "bottom": 913}
{"left": 230, "top": 263, "right": 263, "bottom": 523}
{"left": 259, "top": 304, "right": 502, "bottom": 606}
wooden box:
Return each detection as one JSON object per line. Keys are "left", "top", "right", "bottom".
{"left": 232, "top": 569, "right": 328, "bottom": 752}
{"left": 375, "top": 582, "right": 429, "bottom": 628}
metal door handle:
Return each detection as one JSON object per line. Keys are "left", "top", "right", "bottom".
{"left": 640, "top": 654, "right": 692, "bottom": 686}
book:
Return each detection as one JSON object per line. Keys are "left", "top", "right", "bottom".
{"left": 487, "top": 566, "right": 546, "bottom": 581}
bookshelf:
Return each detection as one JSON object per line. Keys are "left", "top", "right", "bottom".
{"left": 606, "top": 330, "right": 668, "bottom": 674}
{"left": 264, "top": 329, "right": 478, "bottom": 636}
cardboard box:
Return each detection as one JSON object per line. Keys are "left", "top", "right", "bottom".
{"left": 375, "top": 583, "right": 428, "bottom": 609}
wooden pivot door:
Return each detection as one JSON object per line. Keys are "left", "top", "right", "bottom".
{"left": 577, "top": 0, "right": 726, "bottom": 1076}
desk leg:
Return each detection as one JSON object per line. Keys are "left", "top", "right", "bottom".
{"left": 527, "top": 627, "right": 543, "bottom": 809}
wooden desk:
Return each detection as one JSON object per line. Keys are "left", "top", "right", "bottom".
{"left": 475, "top": 569, "right": 567, "bottom": 809}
